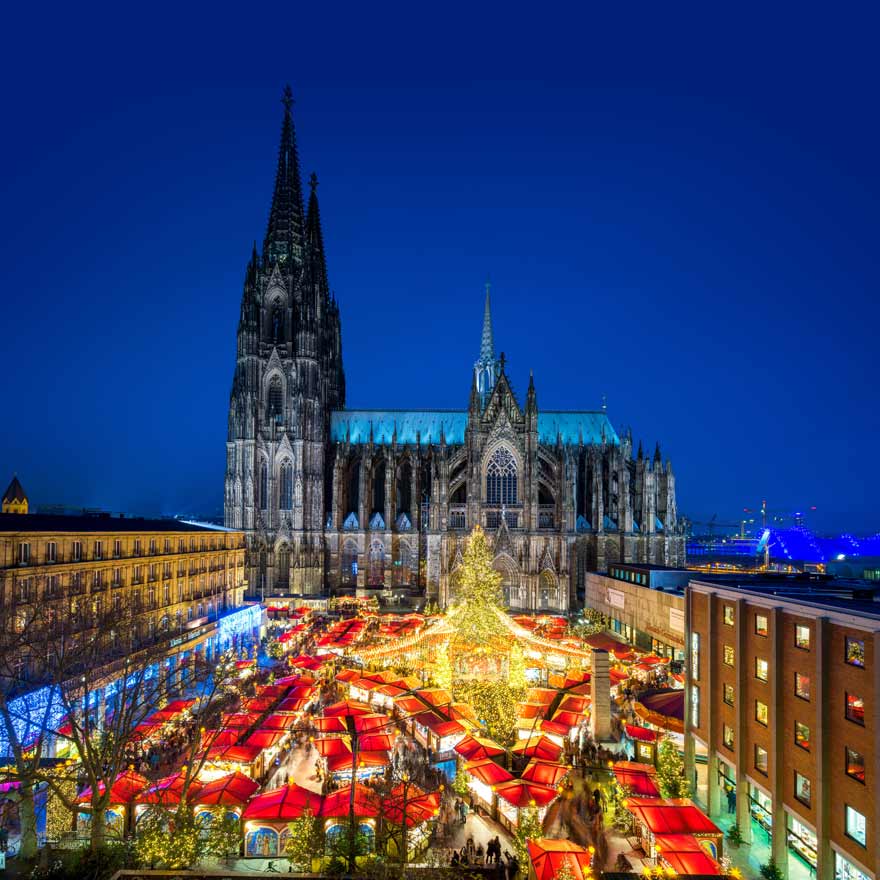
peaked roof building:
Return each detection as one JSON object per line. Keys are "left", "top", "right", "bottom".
{"left": 2, "top": 475, "right": 28, "bottom": 514}
{"left": 224, "top": 89, "right": 685, "bottom": 609}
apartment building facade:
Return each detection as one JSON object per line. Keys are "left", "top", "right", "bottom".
{"left": 685, "top": 578, "right": 879, "bottom": 880}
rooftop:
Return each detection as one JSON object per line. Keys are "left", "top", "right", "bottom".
{"left": 0, "top": 513, "right": 238, "bottom": 535}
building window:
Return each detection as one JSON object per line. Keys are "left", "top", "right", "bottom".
{"left": 260, "top": 462, "right": 269, "bottom": 509}
{"left": 280, "top": 462, "right": 293, "bottom": 510}
{"left": 46, "top": 542, "right": 57, "bottom": 563}
{"left": 18, "top": 543, "right": 30, "bottom": 565}
{"left": 485, "top": 447, "right": 518, "bottom": 506}
{"left": 836, "top": 853, "right": 871, "bottom": 880}
{"left": 754, "top": 745, "right": 768, "bottom": 775}
{"left": 845, "top": 805, "right": 866, "bottom": 847}
{"left": 795, "top": 624, "right": 810, "bottom": 650}
{"left": 723, "top": 605, "right": 734, "bottom": 626}
{"left": 755, "top": 700, "right": 769, "bottom": 726}
{"left": 722, "top": 724, "right": 734, "bottom": 750}
{"left": 134, "top": 539, "right": 141, "bottom": 556}
{"left": 95, "top": 540, "right": 104, "bottom": 560}
{"left": 755, "top": 614, "right": 768, "bottom": 636}
{"left": 690, "top": 632, "right": 700, "bottom": 681}
{"left": 794, "top": 772, "right": 811, "bottom": 808}
{"left": 846, "top": 747, "right": 865, "bottom": 783}
{"left": 72, "top": 541, "right": 82, "bottom": 561}
{"left": 755, "top": 657, "right": 768, "bottom": 681}
{"left": 723, "top": 644, "right": 735, "bottom": 667}
{"left": 690, "top": 683, "right": 700, "bottom": 728}
{"left": 723, "top": 682, "right": 735, "bottom": 706}
{"left": 845, "top": 637, "right": 865, "bottom": 668}
{"left": 845, "top": 693, "right": 865, "bottom": 726}
{"left": 113, "top": 539, "right": 121, "bottom": 558}
{"left": 795, "top": 672, "right": 811, "bottom": 701}
{"left": 795, "top": 721, "right": 811, "bottom": 751}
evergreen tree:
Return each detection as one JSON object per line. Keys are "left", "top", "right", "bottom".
{"left": 434, "top": 647, "right": 454, "bottom": 693}
{"left": 656, "top": 737, "right": 691, "bottom": 798}
{"left": 513, "top": 805, "right": 543, "bottom": 869}
{"left": 285, "top": 808, "right": 325, "bottom": 871}
{"left": 508, "top": 642, "right": 527, "bottom": 690}
{"left": 760, "top": 857, "right": 784, "bottom": 880}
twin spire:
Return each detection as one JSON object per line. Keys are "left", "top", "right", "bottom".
{"left": 264, "top": 85, "right": 306, "bottom": 266}
{"left": 474, "top": 279, "right": 501, "bottom": 402}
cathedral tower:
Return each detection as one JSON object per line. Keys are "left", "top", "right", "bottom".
{"left": 225, "top": 87, "right": 344, "bottom": 596}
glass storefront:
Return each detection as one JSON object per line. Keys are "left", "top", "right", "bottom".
{"left": 787, "top": 815, "right": 817, "bottom": 870}
{"left": 749, "top": 785, "right": 772, "bottom": 838}
{"left": 836, "top": 852, "right": 871, "bottom": 880}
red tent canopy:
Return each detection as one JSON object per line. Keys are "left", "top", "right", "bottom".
{"left": 528, "top": 839, "right": 593, "bottom": 880}
{"left": 539, "top": 720, "right": 570, "bottom": 738}
{"left": 163, "top": 699, "right": 196, "bottom": 713}
{"left": 146, "top": 709, "right": 178, "bottom": 723}
{"left": 454, "top": 735, "right": 506, "bottom": 762}
{"left": 244, "top": 728, "right": 288, "bottom": 749}
{"left": 625, "top": 724, "right": 658, "bottom": 742}
{"left": 526, "top": 688, "right": 557, "bottom": 706}
{"left": 511, "top": 735, "right": 563, "bottom": 762}
{"left": 220, "top": 712, "right": 261, "bottom": 728}
{"left": 314, "top": 737, "right": 352, "bottom": 757}
{"left": 610, "top": 668, "right": 630, "bottom": 684}
{"left": 78, "top": 770, "right": 150, "bottom": 805}
{"left": 414, "top": 712, "right": 465, "bottom": 738}
{"left": 521, "top": 760, "right": 569, "bottom": 788}
{"left": 131, "top": 722, "right": 163, "bottom": 741}
{"left": 639, "top": 654, "right": 666, "bottom": 666}
{"left": 382, "top": 788, "right": 441, "bottom": 826}
{"left": 550, "top": 709, "right": 586, "bottom": 729}
{"left": 194, "top": 771, "right": 260, "bottom": 806}
{"left": 323, "top": 700, "right": 373, "bottom": 717}
{"left": 274, "top": 674, "right": 302, "bottom": 686}
{"left": 625, "top": 798, "right": 721, "bottom": 835}
{"left": 583, "top": 633, "right": 626, "bottom": 652}
{"left": 336, "top": 669, "right": 361, "bottom": 683}
{"left": 290, "top": 655, "right": 325, "bottom": 670}
{"left": 464, "top": 759, "right": 514, "bottom": 787}
{"left": 276, "top": 696, "right": 309, "bottom": 712}
{"left": 242, "top": 783, "right": 321, "bottom": 820}
{"left": 416, "top": 688, "right": 454, "bottom": 707}
{"left": 494, "top": 779, "right": 558, "bottom": 809}
{"left": 638, "top": 689, "right": 685, "bottom": 721}
{"left": 200, "top": 728, "right": 241, "bottom": 749}
{"left": 206, "top": 743, "right": 263, "bottom": 764}
{"left": 135, "top": 772, "right": 202, "bottom": 806}
{"left": 613, "top": 761, "right": 661, "bottom": 796}
{"left": 319, "top": 784, "right": 380, "bottom": 817}
{"left": 558, "top": 695, "right": 590, "bottom": 713}
{"left": 516, "top": 703, "right": 546, "bottom": 721}
{"left": 359, "top": 733, "right": 396, "bottom": 751}
{"left": 654, "top": 835, "right": 720, "bottom": 875}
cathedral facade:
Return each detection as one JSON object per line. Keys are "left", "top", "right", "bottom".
{"left": 225, "top": 90, "right": 686, "bottom": 612}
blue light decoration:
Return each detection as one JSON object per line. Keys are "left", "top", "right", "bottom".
{"left": 217, "top": 604, "right": 261, "bottom": 650}
{"left": 0, "top": 685, "right": 65, "bottom": 757}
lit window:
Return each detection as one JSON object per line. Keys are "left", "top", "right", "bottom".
{"left": 754, "top": 745, "right": 768, "bottom": 775}
{"left": 723, "top": 605, "right": 734, "bottom": 626}
{"left": 795, "top": 624, "right": 810, "bottom": 650}
{"left": 18, "top": 543, "right": 30, "bottom": 565}
{"left": 845, "top": 637, "right": 865, "bottom": 668}
{"left": 723, "top": 725, "right": 734, "bottom": 749}
{"left": 94, "top": 541, "right": 103, "bottom": 560}
{"left": 723, "top": 645, "right": 735, "bottom": 667}
{"left": 846, "top": 693, "right": 865, "bottom": 726}
{"left": 795, "top": 721, "right": 810, "bottom": 751}
{"left": 794, "top": 771, "right": 811, "bottom": 807}
{"left": 836, "top": 853, "right": 871, "bottom": 880}
{"left": 755, "top": 614, "right": 768, "bottom": 636}
{"left": 73, "top": 541, "right": 82, "bottom": 561}
{"left": 845, "top": 805, "right": 866, "bottom": 847}
{"left": 846, "top": 747, "right": 865, "bottom": 783}
{"left": 755, "top": 658, "right": 768, "bottom": 681}
{"left": 723, "top": 683, "right": 735, "bottom": 706}
{"left": 795, "top": 672, "right": 811, "bottom": 701}
{"left": 755, "top": 700, "right": 769, "bottom": 726}
{"left": 46, "top": 542, "right": 56, "bottom": 563}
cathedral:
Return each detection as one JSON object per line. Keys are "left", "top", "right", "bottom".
{"left": 225, "top": 89, "right": 686, "bottom": 612}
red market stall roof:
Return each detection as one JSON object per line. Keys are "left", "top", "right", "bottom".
{"left": 625, "top": 724, "right": 658, "bottom": 742}
{"left": 625, "top": 798, "right": 721, "bottom": 836}
{"left": 382, "top": 788, "right": 441, "bottom": 826}
{"left": 539, "top": 720, "right": 571, "bottom": 738}
{"left": 464, "top": 758, "right": 515, "bottom": 787}
{"left": 638, "top": 689, "right": 685, "bottom": 720}
{"left": 146, "top": 709, "right": 178, "bottom": 723}
{"left": 164, "top": 699, "right": 196, "bottom": 713}
{"left": 244, "top": 728, "right": 289, "bottom": 750}
{"left": 201, "top": 728, "right": 241, "bottom": 749}
{"left": 610, "top": 668, "right": 630, "bottom": 685}
{"left": 195, "top": 772, "right": 260, "bottom": 806}
{"left": 205, "top": 743, "right": 263, "bottom": 764}
{"left": 551, "top": 709, "right": 587, "bottom": 729}
{"left": 613, "top": 761, "right": 661, "bottom": 797}
{"left": 394, "top": 694, "right": 426, "bottom": 714}
{"left": 78, "top": 770, "right": 150, "bottom": 805}
{"left": 613, "top": 650, "right": 636, "bottom": 662}
{"left": 131, "top": 722, "right": 163, "bottom": 741}
{"left": 516, "top": 703, "right": 547, "bottom": 721}
{"left": 511, "top": 735, "right": 563, "bottom": 762}
{"left": 415, "top": 688, "right": 454, "bottom": 707}
{"left": 359, "top": 733, "right": 396, "bottom": 751}
{"left": 258, "top": 713, "right": 298, "bottom": 731}
{"left": 528, "top": 839, "right": 593, "bottom": 880}
{"left": 242, "top": 697, "right": 275, "bottom": 712}
{"left": 274, "top": 674, "right": 303, "bottom": 686}
{"left": 521, "top": 760, "right": 570, "bottom": 788}
{"left": 313, "top": 713, "right": 391, "bottom": 735}
{"left": 242, "top": 783, "right": 320, "bottom": 820}
{"left": 314, "top": 737, "right": 352, "bottom": 758}
{"left": 220, "top": 712, "right": 262, "bottom": 728}
{"left": 326, "top": 750, "right": 390, "bottom": 773}
{"left": 235, "top": 660, "right": 256, "bottom": 669}
{"left": 323, "top": 700, "right": 373, "bottom": 716}
{"left": 526, "top": 688, "right": 557, "bottom": 706}
{"left": 455, "top": 735, "right": 506, "bottom": 762}
{"left": 583, "top": 633, "right": 626, "bottom": 652}
{"left": 277, "top": 696, "right": 310, "bottom": 712}
{"left": 639, "top": 654, "right": 666, "bottom": 666}
{"left": 290, "top": 655, "right": 326, "bottom": 670}
{"left": 653, "top": 834, "right": 720, "bottom": 875}
{"left": 135, "top": 772, "right": 201, "bottom": 806}
{"left": 414, "top": 711, "right": 465, "bottom": 738}
{"left": 495, "top": 779, "right": 558, "bottom": 809}
{"left": 320, "top": 783, "right": 380, "bottom": 818}
{"left": 558, "top": 695, "right": 590, "bottom": 713}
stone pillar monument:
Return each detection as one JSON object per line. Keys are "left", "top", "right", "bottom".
{"left": 590, "top": 648, "right": 611, "bottom": 742}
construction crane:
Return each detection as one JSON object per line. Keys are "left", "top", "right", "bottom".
{"left": 690, "top": 514, "right": 747, "bottom": 537}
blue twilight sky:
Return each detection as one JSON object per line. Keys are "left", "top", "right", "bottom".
{"left": 1, "top": 4, "right": 878, "bottom": 533}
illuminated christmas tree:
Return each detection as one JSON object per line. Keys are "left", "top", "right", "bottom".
{"left": 656, "top": 737, "right": 691, "bottom": 798}
{"left": 508, "top": 642, "right": 527, "bottom": 690}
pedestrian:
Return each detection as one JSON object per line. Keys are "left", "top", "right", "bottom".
{"left": 726, "top": 786, "right": 736, "bottom": 814}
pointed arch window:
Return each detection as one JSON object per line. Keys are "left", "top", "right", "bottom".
{"left": 280, "top": 463, "right": 293, "bottom": 510}
{"left": 267, "top": 377, "right": 283, "bottom": 422}
{"left": 259, "top": 462, "right": 268, "bottom": 510}
{"left": 486, "top": 447, "right": 518, "bottom": 506}
{"left": 271, "top": 300, "right": 284, "bottom": 344}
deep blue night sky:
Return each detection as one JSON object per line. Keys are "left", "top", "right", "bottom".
{"left": 2, "top": 5, "right": 878, "bottom": 533}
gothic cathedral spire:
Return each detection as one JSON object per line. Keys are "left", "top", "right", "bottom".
{"left": 305, "top": 172, "right": 329, "bottom": 296}
{"left": 474, "top": 279, "right": 499, "bottom": 403}
{"left": 263, "top": 85, "right": 306, "bottom": 267}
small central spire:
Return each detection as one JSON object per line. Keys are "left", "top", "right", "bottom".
{"left": 480, "top": 277, "right": 495, "bottom": 362}
{"left": 474, "top": 278, "right": 500, "bottom": 405}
